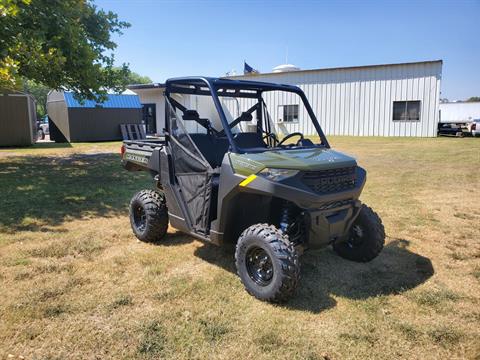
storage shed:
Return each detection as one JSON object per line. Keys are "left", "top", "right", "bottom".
{"left": 47, "top": 91, "right": 143, "bottom": 142}
{"left": 0, "top": 92, "right": 37, "bottom": 147}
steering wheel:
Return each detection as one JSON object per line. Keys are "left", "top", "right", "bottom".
{"left": 277, "top": 132, "right": 304, "bottom": 146}
{"left": 262, "top": 131, "right": 279, "bottom": 146}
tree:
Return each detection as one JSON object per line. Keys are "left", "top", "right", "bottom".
{"left": 22, "top": 80, "right": 49, "bottom": 117}
{"left": 125, "top": 70, "right": 152, "bottom": 85}
{"left": 466, "top": 97, "right": 480, "bottom": 102}
{"left": 0, "top": 0, "right": 131, "bottom": 100}
{"left": 110, "top": 67, "right": 152, "bottom": 85}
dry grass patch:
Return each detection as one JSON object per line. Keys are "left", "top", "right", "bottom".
{"left": 1, "top": 137, "right": 479, "bottom": 359}
{"left": 409, "top": 286, "right": 461, "bottom": 308}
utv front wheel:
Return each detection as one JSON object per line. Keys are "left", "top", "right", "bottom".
{"left": 333, "top": 205, "right": 385, "bottom": 262}
{"left": 235, "top": 224, "right": 300, "bottom": 302}
{"left": 129, "top": 189, "right": 168, "bottom": 242}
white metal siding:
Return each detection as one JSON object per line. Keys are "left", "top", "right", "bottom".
{"left": 439, "top": 102, "right": 480, "bottom": 123}
{"left": 131, "top": 88, "right": 166, "bottom": 132}
{"left": 230, "top": 61, "right": 442, "bottom": 137}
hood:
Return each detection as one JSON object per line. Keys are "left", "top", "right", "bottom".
{"left": 230, "top": 147, "right": 357, "bottom": 176}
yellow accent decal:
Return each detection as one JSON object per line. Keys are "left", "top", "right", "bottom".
{"left": 239, "top": 174, "right": 257, "bottom": 187}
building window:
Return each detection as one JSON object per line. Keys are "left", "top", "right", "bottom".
{"left": 278, "top": 105, "right": 299, "bottom": 122}
{"left": 393, "top": 101, "right": 421, "bottom": 121}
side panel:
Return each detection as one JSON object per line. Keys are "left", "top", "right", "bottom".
{"left": 0, "top": 94, "right": 34, "bottom": 146}
{"left": 47, "top": 91, "right": 71, "bottom": 142}
{"left": 68, "top": 108, "right": 142, "bottom": 142}
{"left": 159, "top": 147, "right": 192, "bottom": 234}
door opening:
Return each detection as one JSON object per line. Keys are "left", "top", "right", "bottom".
{"left": 142, "top": 104, "right": 157, "bottom": 135}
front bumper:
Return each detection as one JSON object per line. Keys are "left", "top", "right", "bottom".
{"left": 305, "top": 200, "right": 361, "bottom": 249}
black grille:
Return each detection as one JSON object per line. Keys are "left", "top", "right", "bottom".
{"left": 302, "top": 167, "right": 356, "bottom": 194}
{"left": 318, "top": 199, "right": 353, "bottom": 210}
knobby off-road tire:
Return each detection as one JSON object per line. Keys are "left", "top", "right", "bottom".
{"left": 333, "top": 204, "right": 385, "bottom": 262}
{"left": 235, "top": 224, "right": 300, "bottom": 302}
{"left": 129, "top": 189, "right": 169, "bottom": 242}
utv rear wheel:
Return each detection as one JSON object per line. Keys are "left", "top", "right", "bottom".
{"left": 235, "top": 224, "right": 300, "bottom": 302}
{"left": 129, "top": 189, "right": 168, "bottom": 242}
{"left": 333, "top": 205, "right": 385, "bottom": 262}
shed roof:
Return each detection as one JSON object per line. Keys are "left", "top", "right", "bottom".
{"left": 64, "top": 92, "right": 142, "bottom": 109}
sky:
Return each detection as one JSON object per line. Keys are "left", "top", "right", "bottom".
{"left": 96, "top": 0, "right": 480, "bottom": 100}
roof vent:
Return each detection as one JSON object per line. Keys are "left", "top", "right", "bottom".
{"left": 272, "top": 64, "right": 301, "bottom": 73}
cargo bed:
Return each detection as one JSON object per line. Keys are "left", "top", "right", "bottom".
{"left": 121, "top": 138, "right": 165, "bottom": 173}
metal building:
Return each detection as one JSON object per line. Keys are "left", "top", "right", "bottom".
{"left": 127, "top": 83, "right": 165, "bottom": 136}
{"left": 0, "top": 92, "right": 37, "bottom": 147}
{"left": 229, "top": 60, "right": 443, "bottom": 137}
{"left": 47, "top": 91, "right": 143, "bottom": 142}
{"left": 439, "top": 102, "right": 480, "bottom": 123}
{"left": 130, "top": 60, "right": 442, "bottom": 137}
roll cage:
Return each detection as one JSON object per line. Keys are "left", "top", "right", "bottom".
{"left": 164, "top": 77, "right": 330, "bottom": 153}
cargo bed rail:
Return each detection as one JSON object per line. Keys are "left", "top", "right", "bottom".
{"left": 121, "top": 137, "right": 166, "bottom": 174}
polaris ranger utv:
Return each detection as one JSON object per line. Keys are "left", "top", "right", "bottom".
{"left": 122, "top": 77, "right": 385, "bottom": 302}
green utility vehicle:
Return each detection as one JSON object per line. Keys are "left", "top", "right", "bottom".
{"left": 122, "top": 77, "right": 385, "bottom": 302}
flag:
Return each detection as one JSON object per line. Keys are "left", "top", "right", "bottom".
{"left": 244, "top": 61, "right": 258, "bottom": 74}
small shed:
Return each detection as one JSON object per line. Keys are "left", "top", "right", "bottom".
{"left": 47, "top": 91, "right": 143, "bottom": 142}
{"left": 0, "top": 92, "right": 37, "bottom": 147}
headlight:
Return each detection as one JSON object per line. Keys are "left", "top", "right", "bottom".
{"left": 258, "top": 168, "right": 299, "bottom": 181}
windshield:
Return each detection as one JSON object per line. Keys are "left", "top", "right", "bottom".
{"left": 165, "top": 79, "right": 328, "bottom": 154}
{"left": 218, "top": 89, "right": 325, "bottom": 152}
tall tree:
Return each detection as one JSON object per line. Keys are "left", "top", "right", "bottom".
{"left": 126, "top": 71, "right": 152, "bottom": 85}
{"left": 0, "top": 0, "right": 131, "bottom": 99}
{"left": 111, "top": 67, "right": 152, "bottom": 85}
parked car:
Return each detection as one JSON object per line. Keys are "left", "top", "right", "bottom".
{"left": 437, "top": 123, "right": 465, "bottom": 137}
{"left": 36, "top": 116, "right": 49, "bottom": 140}
{"left": 467, "top": 119, "right": 480, "bottom": 137}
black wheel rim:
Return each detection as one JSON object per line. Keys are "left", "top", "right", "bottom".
{"left": 246, "top": 246, "right": 274, "bottom": 286}
{"left": 133, "top": 205, "right": 147, "bottom": 232}
{"left": 347, "top": 224, "right": 364, "bottom": 248}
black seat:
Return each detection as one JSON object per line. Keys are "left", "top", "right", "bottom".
{"left": 189, "top": 134, "right": 230, "bottom": 168}
{"left": 189, "top": 133, "right": 216, "bottom": 167}
{"left": 233, "top": 132, "right": 266, "bottom": 149}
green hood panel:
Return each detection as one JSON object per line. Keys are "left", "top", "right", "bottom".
{"left": 230, "top": 148, "right": 357, "bottom": 176}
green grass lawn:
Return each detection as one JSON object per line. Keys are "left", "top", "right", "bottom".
{"left": 0, "top": 137, "right": 479, "bottom": 359}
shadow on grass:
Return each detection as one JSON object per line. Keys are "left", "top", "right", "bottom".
{"left": 30, "top": 142, "right": 73, "bottom": 150}
{"left": 193, "top": 238, "right": 433, "bottom": 313}
{"left": 0, "top": 142, "right": 73, "bottom": 150}
{"left": 0, "top": 154, "right": 150, "bottom": 233}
